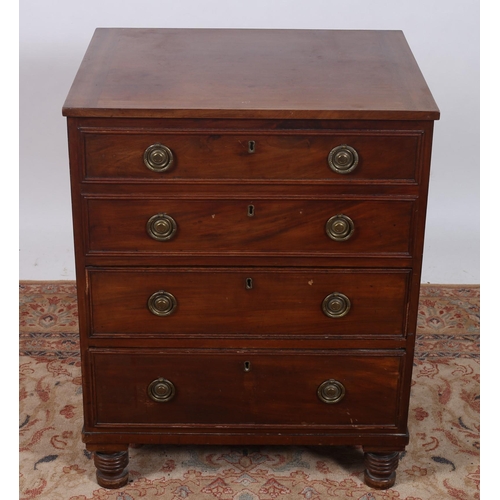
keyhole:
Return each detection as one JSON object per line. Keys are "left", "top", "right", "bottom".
{"left": 247, "top": 205, "right": 255, "bottom": 217}
{"left": 245, "top": 278, "right": 253, "bottom": 289}
{"left": 248, "top": 140, "right": 256, "bottom": 153}
{"left": 243, "top": 361, "right": 251, "bottom": 372}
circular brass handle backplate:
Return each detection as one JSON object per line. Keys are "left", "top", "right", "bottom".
{"left": 322, "top": 292, "right": 351, "bottom": 318}
{"left": 327, "top": 145, "right": 359, "bottom": 174}
{"left": 148, "top": 378, "right": 176, "bottom": 403}
{"left": 147, "top": 290, "right": 177, "bottom": 316}
{"left": 147, "top": 213, "right": 178, "bottom": 241}
{"left": 143, "top": 143, "right": 174, "bottom": 172}
{"left": 325, "top": 214, "right": 355, "bottom": 241}
{"left": 317, "top": 379, "right": 346, "bottom": 404}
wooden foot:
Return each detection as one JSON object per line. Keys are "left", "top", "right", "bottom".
{"left": 363, "top": 451, "right": 400, "bottom": 489}
{"left": 93, "top": 449, "right": 129, "bottom": 489}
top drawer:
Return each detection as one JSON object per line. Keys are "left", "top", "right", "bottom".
{"left": 82, "top": 130, "right": 421, "bottom": 183}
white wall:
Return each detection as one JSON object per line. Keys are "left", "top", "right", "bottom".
{"left": 19, "top": 0, "right": 480, "bottom": 283}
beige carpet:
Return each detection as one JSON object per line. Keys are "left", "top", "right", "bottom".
{"left": 19, "top": 282, "right": 479, "bottom": 499}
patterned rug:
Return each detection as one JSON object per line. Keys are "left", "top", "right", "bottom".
{"left": 19, "top": 282, "right": 480, "bottom": 500}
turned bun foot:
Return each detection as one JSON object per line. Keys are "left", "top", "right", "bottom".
{"left": 363, "top": 451, "right": 400, "bottom": 489}
{"left": 94, "top": 450, "right": 129, "bottom": 489}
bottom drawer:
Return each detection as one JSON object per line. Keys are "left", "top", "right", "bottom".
{"left": 90, "top": 349, "right": 405, "bottom": 429}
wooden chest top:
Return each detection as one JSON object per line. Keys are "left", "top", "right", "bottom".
{"left": 62, "top": 28, "right": 439, "bottom": 120}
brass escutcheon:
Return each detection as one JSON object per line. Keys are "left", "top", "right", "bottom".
{"left": 317, "top": 379, "right": 346, "bottom": 404}
{"left": 143, "top": 143, "right": 174, "bottom": 172}
{"left": 147, "top": 290, "right": 177, "bottom": 316}
{"left": 325, "top": 214, "right": 355, "bottom": 241}
{"left": 327, "top": 145, "right": 359, "bottom": 174}
{"left": 322, "top": 292, "right": 351, "bottom": 318}
{"left": 146, "top": 213, "right": 177, "bottom": 241}
{"left": 148, "top": 378, "right": 176, "bottom": 403}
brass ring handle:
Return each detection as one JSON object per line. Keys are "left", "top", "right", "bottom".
{"left": 147, "top": 290, "right": 177, "bottom": 316}
{"left": 148, "top": 378, "right": 176, "bottom": 403}
{"left": 317, "top": 379, "right": 346, "bottom": 404}
{"left": 322, "top": 292, "right": 351, "bottom": 318}
{"left": 327, "top": 145, "right": 359, "bottom": 174}
{"left": 325, "top": 214, "right": 355, "bottom": 241}
{"left": 147, "top": 213, "right": 178, "bottom": 241}
{"left": 143, "top": 143, "right": 174, "bottom": 172}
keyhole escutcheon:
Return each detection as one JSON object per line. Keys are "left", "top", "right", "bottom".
{"left": 248, "top": 140, "right": 256, "bottom": 153}
{"left": 243, "top": 361, "right": 251, "bottom": 372}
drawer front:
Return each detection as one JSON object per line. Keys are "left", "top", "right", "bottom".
{"left": 86, "top": 198, "right": 414, "bottom": 256}
{"left": 83, "top": 131, "right": 420, "bottom": 182}
{"left": 90, "top": 349, "right": 404, "bottom": 427}
{"left": 88, "top": 268, "right": 410, "bottom": 336}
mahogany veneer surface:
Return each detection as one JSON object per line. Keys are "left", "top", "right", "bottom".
{"left": 91, "top": 350, "right": 404, "bottom": 427}
{"left": 88, "top": 268, "right": 409, "bottom": 336}
{"left": 86, "top": 198, "right": 415, "bottom": 256}
{"left": 64, "top": 28, "right": 439, "bottom": 490}
{"left": 63, "top": 28, "right": 439, "bottom": 120}
{"left": 82, "top": 130, "right": 422, "bottom": 181}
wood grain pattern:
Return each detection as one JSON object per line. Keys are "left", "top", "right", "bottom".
{"left": 88, "top": 268, "right": 410, "bottom": 336}
{"left": 83, "top": 130, "right": 420, "bottom": 181}
{"left": 63, "top": 29, "right": 439, "bottom": 120}
{"left": 86, "top": 198, "right": 414, "bottom": 256}
{"left": 90, "top": 349, "right": 404, "bottom": 427}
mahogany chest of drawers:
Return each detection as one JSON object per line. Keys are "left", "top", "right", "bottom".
{"left": 63, "top": 28, "right": 439, "bottom": 490}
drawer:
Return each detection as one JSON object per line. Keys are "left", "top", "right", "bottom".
{"left": 86, "top": 198, "right": 414, "bottom": 256}
{"left": 83, "top": 131, "right": 420, "bottom": 182}
{"left": 90, "top": 349, "right": 405, "bottom": 428}
{"left": 88, "top": 268, "right": 410, "bottom": 337}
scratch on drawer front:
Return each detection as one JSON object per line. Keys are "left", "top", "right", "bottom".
{"left": 346, "top": 409, "right": 355, "bottom": 424}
